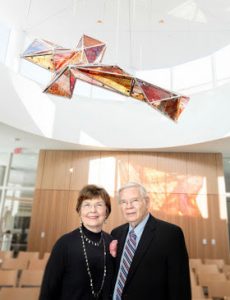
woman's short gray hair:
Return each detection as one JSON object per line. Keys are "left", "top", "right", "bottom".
{"left": 117, "top": 182, "right": 148, "bottom": 201}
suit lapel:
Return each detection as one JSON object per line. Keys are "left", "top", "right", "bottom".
{"left": 125, "top": 215, "right": 157, "bottom": 285}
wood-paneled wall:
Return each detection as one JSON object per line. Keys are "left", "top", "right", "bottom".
{"left": 28, "top": 150, "right": 230, "bottom": 262}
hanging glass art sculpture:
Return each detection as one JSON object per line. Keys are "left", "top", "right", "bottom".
{"left": 21, "top": 34, "right": 189, "bottom": 121}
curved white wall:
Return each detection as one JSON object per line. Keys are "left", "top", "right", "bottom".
{"left": 1, "top": 62, "right": 230, "bottom": 149}
{"left": 1, "top": 0, "right": 230, "bottom": 150}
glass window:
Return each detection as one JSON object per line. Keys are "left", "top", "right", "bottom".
{"left": 0, "top": 151, "right": 38, "bottom": 252}
{"left": 8, "top": 152, "right": 38, "bottom": 188}
{"left": 223, "top": 158, "right": 230, "bottom": 193}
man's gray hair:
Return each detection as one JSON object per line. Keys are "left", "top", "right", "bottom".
{"left": 117, "top": 182, "right": 148, "bottom": 201}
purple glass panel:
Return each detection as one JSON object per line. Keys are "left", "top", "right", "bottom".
{"left": 22, "top": 39, "right": 50, "bottom": 56}
{"left": 84, "top": 45, "right": 106, "bottom": 63}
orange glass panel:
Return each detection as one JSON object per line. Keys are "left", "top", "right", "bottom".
{"left": 83, "top": 35, "right": 104, "bottom": 47}
{"left": 44, "top": 68, "right": 74, "bottom": 98}
{"left": 53, "top": 50, "right": 77, "bottom": 71}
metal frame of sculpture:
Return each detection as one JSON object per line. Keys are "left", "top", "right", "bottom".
{"left": 21, "top": 34, "right": 189, "bottom": 121}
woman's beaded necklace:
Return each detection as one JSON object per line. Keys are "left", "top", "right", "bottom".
{"left": 82, "top": 230, "right": 103, "bottom": 247}
{"left": 79, "top": 226, "right": 107, "bottom": 299}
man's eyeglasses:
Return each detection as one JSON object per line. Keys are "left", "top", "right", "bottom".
{"left": 119, "top": 197, "right": 143, "bottom": 207}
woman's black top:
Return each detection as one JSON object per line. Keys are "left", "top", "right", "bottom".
{"left": 39, "top": 226, "right": 114, "bottom": 300}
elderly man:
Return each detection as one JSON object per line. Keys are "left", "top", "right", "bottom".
{"left": 111, "top": 182, "right": 191, "bottom": 300}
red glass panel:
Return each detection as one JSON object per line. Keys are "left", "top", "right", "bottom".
{"left": 70, "top": 70, "right": 76, "bottom": 94}
{"left": 138, "top": 79, "right": 176, "bottom": 103}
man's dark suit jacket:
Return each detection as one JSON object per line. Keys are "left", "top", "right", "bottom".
{"left": 111, "top": 215, "right": 191, "bottom": 300}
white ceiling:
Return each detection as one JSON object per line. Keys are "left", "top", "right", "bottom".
{"left": 1, "top": 0, "right": 230, "bottom": 69}
{"left": 0, "top": 0, "right": 230, "bottom": 157}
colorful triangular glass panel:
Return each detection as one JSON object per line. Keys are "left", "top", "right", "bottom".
{"left": 84, "top": 45, "right": 106, "bottom": 63}
{"left": 22, "top": 39, "right": 50, "bottom": 56}
{"left": 24, "top": 54, "right": 54, "bottom": 71}
{"left": 151, "top": 98, "right": 180, "bottom": 121}
{"left": 44, "top": 68, "right": 75, "bottom": 98}
{"left": 83, "top": 35, "right": 104, "bottom": 47}
{"left": 130, "top": 79, "right": 146, "bottom": 101}
{"left": 76, "top": 36, "right": 83, "bottom": 50}
{"left": 78, "top": 68, "right": 133, "bottom": 95}
{"left": 80, "top": 65, "right": 129, "bottom": 76}
{"left": 137, "top": 79, "right": 176, "bottom": 103}
{"left": 53, "top": 50, "right": 76, "bottom": 71}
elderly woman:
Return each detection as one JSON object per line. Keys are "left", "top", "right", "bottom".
{"left": 39, "top": 184, "right": 115, "bottom": 300}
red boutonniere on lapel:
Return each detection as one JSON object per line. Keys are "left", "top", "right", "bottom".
{"left": 109, "top": 240, "right": 118, "bottom": 257}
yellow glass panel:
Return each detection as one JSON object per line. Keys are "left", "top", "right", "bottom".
{"left": 25, "top": 54, "right": 54, "bottom": 71}
{"left": 81, "top": 71, "right": 132, "bottom": 95}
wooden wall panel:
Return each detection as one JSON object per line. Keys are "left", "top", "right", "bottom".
{"left": 35, "top": 150, "right": 46, "bottom": 189}
{"left": 28, "top": 150, "right": 230, "bottom": 263}
{"left": 28, "top": 190, "right": 51, "bottom": 254}
{"left": 187, "top": 153, "right": 220, "bottom": 195}
{"left": 208, "top": 194, "right": 229, "bottom": 259}
{"left": 50, "top": 190, "right": 70, "bottom": 245}
{"left": 157, "top": 152, "right": 188, "bottom": 194}
{"left": 99, "top": 152, "right": 129, "bottom": 193}
{"left": 216, "top": 153, "right": 226, "bottom": 195}
{"left": 66, "top": 191, "right": 80, "bottom": 232}
{"left": 41, "top": 151, "right": 73, "bottom": 190}
{"left": 113, "top": 152, "right": 129, "bottom": 188}
{"left": 28, "top": 190, "right": 70, "bottom": 256}
{"left": 166, "top": 153, "right": 187, "bottom": 194}
{"left": 70, "top": 151, "right": 101, "bottom": 190}
{"left": 28, "top": 190, "right": 42, "bottom": 252}
{"left": 70, "top": 151, "right": 129, "bottom": 192}
{"left": 103, "top": 195, "right": 125, "bottom": 233}
{"left": 128, "top": 152, "right": 158, "bottom": 185}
